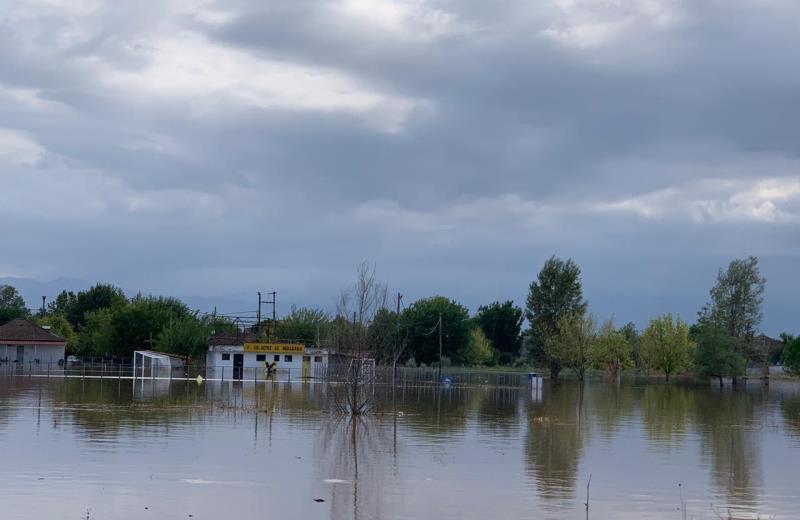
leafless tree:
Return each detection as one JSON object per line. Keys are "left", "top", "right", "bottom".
{"left": 329, "top": 261, "right": 388, "bottom": 415}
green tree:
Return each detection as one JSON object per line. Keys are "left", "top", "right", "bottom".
{"left": 589, "top": 319, "right": 632, "bottom": 380}
{"left": 37, "top": 314, "right": 79, "bottom": 354}
{"left": 781, "top": 335, "right": 800, "bottom": 375}
{"left": 367, "top": 307, "right": 399, "bottom": 364}
{"left": 692, "top": 320, "right": 745, "bottom": 386}
{"left": 464, "top": 327, "right": 495, "bottom": 366}
{"left": 525, "top": 256, "right": 587, "bottom": 379}
{"left": 156, "top": 316, "right": 208, "bottom": 360}
{"left": 67, "top": 283, "right": 127, "bottom": 329}
{"left": 47, "top": 290, "right": 77, "bottom": 317}
{"left": 618, "top": 322, "right": 642, "bottom": 369}
{"left": 109, "top": 295, "right": 190, "bottom": 357}
{"left": 700, "top": 256, "right": 766, "bottom": 376}
{"left": 78, "top": 308, "right": 114, "bottom": 356}
{"left": 546, "top": 313, "right": 595, "bottom": 380}
{"left": 401, "top": 296, "right": 470, "bottom": 365}
{"left": 0, "top": 285, "right": 29, "bottom": 325}
{"left": 474, "top": 301, "right": 523, "bottom": 364}
{"left": 641, "top": 314, "right": 694, "bottom": 381}
{"left": 275, "top": 306, "right": 331, "bottom": 345}
{"left": 207, "top": 316, "right": 240, "bottom": 336}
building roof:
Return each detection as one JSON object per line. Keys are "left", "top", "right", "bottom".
{"left": 0, "top": 319, "right": 67, "bottom": 345}
{"left": 208, "top": 330, "right": 259, "bottom": 346}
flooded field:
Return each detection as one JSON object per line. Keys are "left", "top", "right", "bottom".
{"left": 2, "top": 376, "right": 800, "bottom": 519}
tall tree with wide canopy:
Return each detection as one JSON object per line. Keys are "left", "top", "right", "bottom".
{"left": 275, "top": 306, "right": 331, "bottom": 346}
{"left": 546, "top": 313, "right": 596, "bottom": 380}
{"left": 66, "top": 283, "right": 128, "bottom": 329}
{"left": 0, "top": 285, "right": 29, "bottom": 325}
{"left": 401, "top": 296, "right": 471, "bottom": 365}
{"left": 525, "top": 256, "right": 588, "bottom": 379}
{"left": 108, "top": 295, "right": 190, "bottom": 357}
{"left": 474, "top": 300, "right": 523, "bottom": 364}
{"left": 700, "top": 256, "right": 766, "bottom": 382}
{"left": 367, "top": 307, "right": 399, "bottom": 365}
{"left": 641, "top": 314, "right": 694, "bottom": 381}
{"left": 692, "top": 320, "right": 744, "bottom": 386}
{"left": 47, "top": 290, "right": 77, "bottom": 317}
{"left": 703, "top": 256, "right": 766, "bottom": 339}
{"left": 156, "top": 315, "right": 208, "bottom": 361}
{"left": 589, "top": 319, "right": 633, "bottom": 380}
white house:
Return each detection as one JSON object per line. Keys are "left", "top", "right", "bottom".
{"left": 206, "top": 331, "right": 329, "bottom": 380}
{"left": 0, "top": 318, "right": 67, "bottom": 366}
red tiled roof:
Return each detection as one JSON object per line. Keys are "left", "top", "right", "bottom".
{"left": 0, "top": 319, "right": 66, "bottom": 344}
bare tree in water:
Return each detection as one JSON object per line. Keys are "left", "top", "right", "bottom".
{"left": 329, "top": 261, "right": 388, "bottom": 415}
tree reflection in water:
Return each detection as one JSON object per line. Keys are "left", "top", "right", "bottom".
{"left": 781, "top": 392, "right": 800, "bottom": 443}
{"left": 692, "top": 387, "right": 766, "bottom": 514}
{"left": 524, "top": 381, "right": 589, "bottom": 511}
{"left": 639, "top": 384, "right": 695, "bottom": 451}
{"left": 314, "top": 415, "right": 396, "bottom": 520}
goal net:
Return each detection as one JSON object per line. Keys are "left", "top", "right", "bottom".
{"left": 133, "top": 350, "right": 173, "bottom": 379}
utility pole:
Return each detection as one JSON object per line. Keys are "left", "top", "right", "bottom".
{"left": 394, "top": 292, "right": 402, "bottom": 382}
{"left": 258, "top": 291, "right": 277, "bottom": 340}
{"left": 271, "top": 291, "right": 276, "bottom": 340}
{"left": 257, "top": 291, "right": 262, "bottom": 335}
{"left": 438, "top": 312, "right": 443, "bottom": 383}
{"left": 41, "top": 296, "right": 46, "bottom": 317}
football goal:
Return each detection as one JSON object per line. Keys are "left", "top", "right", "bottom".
{"left": 132, "top": 350, "right": 175, "bottom": 379}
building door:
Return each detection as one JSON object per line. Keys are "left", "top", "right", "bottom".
{"left": 302, "top": 356, "right": 311, "bottom": 379}
{"left": 233, "top": 353, "right": 244, "bottom": 380}
{"left": 16, "top": 346, "right": 24, "bottom": 363}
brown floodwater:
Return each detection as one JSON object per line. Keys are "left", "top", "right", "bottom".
{"left": 1, "top": 376, "right": 799, "bottom": 519}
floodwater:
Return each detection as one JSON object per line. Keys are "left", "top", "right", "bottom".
{"left": 2, "top": 377, "right": 800, "bottom": 520}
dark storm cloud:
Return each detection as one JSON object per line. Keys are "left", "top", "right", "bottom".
{"left": 0, "top": 0, "right": 798, "bottom": 333}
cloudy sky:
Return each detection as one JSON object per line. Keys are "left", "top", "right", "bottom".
{"left": 0, "top": 0, "right": 798, "bottom": 333}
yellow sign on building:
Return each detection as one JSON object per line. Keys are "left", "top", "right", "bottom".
{"left": 243, "top": 343, "right": 305, "bottom": 353}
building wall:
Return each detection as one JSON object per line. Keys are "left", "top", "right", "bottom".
{"left": 206, "top": 346, "right": 328, "bottom": 379}
{"left": 0, "top": 343, "right": 65, "bottom": 364}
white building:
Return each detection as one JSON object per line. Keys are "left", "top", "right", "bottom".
{"left": 0, "top": 318, "right": 67, "bottom": 366}
{"left": 206, "top": 331, "right": 329, "bottom": 380}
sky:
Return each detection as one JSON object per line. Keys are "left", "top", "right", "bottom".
{"left": 0, "top": 0, "right": 798, "bottom": 334}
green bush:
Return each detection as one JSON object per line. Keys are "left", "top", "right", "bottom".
{"left": 782, "top": 335, "right": 800, "bottom": 374}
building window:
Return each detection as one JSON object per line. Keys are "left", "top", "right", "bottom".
{"left": 256, "top": 354, "right": 266, "bottom": 362}
{"left": 302, "top": 356, "right": 310, "bottom": 362}
{"left": 273, "top": 355, "right": 280, "bottom": 362}
{"left": 221, "top": 353, "right": 230, "bottom": 361}
{"left": 314, "top": 356, "right": 322, "bottom": 363}
{"left": 284, "top": 355, "right": 293, "bottom": 362}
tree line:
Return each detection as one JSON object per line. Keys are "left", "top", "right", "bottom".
{"left": 523, "top": 255, "right": 795, "bottom": 384}
{"left": 0, "top": 255, "right": 797, "bottom": 383}
{"left": 0, "top": 284, "right": 231, "bottom": 361}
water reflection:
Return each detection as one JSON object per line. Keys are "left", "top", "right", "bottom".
{"left": 524, "top": 382, "right": 588, "bottom": 509}
{"left": 584, "top": 383, "right": 635, "bottom": 442}
{"left": 0, "top": 377, "right": 799, "bottom": 519}
{"left": 314, "top": 416, "right": 396, "bottom": 520}
{"left": 639, "top": 384, "right": 695, "bottom": 450}
{"left": 692, "top": 388, "right": 766, "bottom": 512}
{"left": 781, "top": 393, "right": 800, "bottom": 441}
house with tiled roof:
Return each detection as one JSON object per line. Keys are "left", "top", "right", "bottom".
{"left": 0, "top": 318, "right": 66, "bottom": 365}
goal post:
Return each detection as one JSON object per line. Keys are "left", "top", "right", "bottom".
{"left": 132, "top": 350, "right": 173, "bottom": 380}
